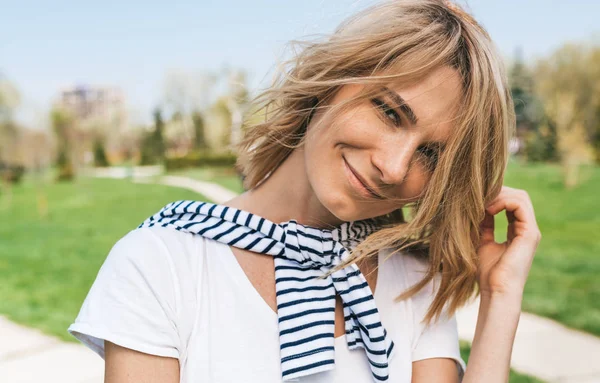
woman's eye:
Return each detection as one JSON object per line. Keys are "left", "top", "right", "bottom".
{"left": 371, "top": 98, "right": 401, "bottom": 125}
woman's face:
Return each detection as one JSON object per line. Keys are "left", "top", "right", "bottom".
{"left": 304, "top": 66, "right": 463, "bottom": 222}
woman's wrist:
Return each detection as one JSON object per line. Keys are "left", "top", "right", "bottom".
{"left": 480, "top": 288, "right": 524, "bottom": 304}
{"left": 463, "top": 290, "right": 523, "bottom": 383}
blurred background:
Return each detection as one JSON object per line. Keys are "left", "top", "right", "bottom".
{"left": 0, "top": 1, "right": 599, "bottom": 382}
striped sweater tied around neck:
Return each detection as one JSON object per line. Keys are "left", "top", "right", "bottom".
{"left": 139, "top": 200, "right": 396, "bottom": 382}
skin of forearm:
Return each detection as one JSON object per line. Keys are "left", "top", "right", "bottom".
{"left": 462, "top": 292, "right": 523, "bottom": 383}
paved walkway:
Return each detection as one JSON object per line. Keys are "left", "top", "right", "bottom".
{"left": 457, "top": 297, "right": 600, "bottom": 383}
{"left": 0, "top": 316, "right": 103, "bottom": 383}
{"left": 2, "top": 172, "right": 600, "bottom": 382}
{"left": 136, "top": 174, "right": 238, "bottom": 203}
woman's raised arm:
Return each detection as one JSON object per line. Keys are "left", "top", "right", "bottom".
{"left": 463, "top": 186, "right": 542, "bottom": 382}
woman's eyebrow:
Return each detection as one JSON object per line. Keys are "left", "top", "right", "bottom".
{"left": 382, "top": 86, "right": 419, "bottom": 125}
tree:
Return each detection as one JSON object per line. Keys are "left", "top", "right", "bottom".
{"left": 162, "top": 71, "right": 218, "bottom": 154}
{"left": 0, "top": 121, "right": 19, "bottom": 165}
{"left": 587, "top": 47, "right": 600, "bottom": 162}
{"left": 51, "top": 108, "right": 75, "bottom": 181}
{"left": 0, "top": 74, "right": 21, "bottom": 166}
{"left": 152, "top": 108, "right": 166, "bottom": 160}
{"left": 139, "top": 131, "right": 155, "bottom": 165}
{"left": 508, "top": 51, "right": 558, "bottom": 162}
{"left": 207, "top": 96, "right": 233, "bottom": 151}
{"left": 191, "top": 110, "right": 207, "bottom": 150}
{"left": 0, "top": 73, "right": 19, "bottom": 124}
{"left": 140, "top": 108, "right": 166, "bottom": 165}
{"left": 93, "top": 138, "right": 110, "bottom": 167}
{"left": 534, "top": 43, "right": 598, "bottom": 187}
{"left": 224, "top": 69, "right": 249, "bottom": 148}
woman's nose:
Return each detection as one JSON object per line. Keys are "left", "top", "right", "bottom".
{"left": 371, "top": 138, "right": 419, "bottom": 186}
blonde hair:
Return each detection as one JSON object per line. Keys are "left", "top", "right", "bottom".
{"left": 236, "top": 0, "right": 514, "bottom": 325}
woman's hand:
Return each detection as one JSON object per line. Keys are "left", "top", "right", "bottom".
{"left": 476, "top": 186, "right": 542, "bottom": 298}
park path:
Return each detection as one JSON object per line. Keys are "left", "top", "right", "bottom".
{"left": 0, "top": 316, "right": 103, "bottom": 383}
{"left": 2, "top": 169, "right": 600, "bottom": 382}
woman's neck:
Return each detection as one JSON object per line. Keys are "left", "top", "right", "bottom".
{"left": 223, "top": 147, "right": 345, "bottom": 229}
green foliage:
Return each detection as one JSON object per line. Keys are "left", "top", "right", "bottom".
{"left": 508, "top": 53, "right": 559, "bottom": 162}
{"left": 534, "top": 43, "right": 599, "bottom": 168}
{"left": 139, "top": 108, "right": 167, "bottom": 165}
{"left": 93, "top": 139, "right": 110, "bottom": 167}
{"left": 139, "top": 135, "right": 155, "bottom": 165}
{"left": 192, "top": 110, "right": 207, "bottom": 150}
{"left": 50, "top": 109, "right": 72, "bottom": 142}
{"left": 0, "top": 74, "right": 20, "bottom": 123}
{"left": 164, "top": 151, "right": 237, "bottom": 171}
{"left": 0, "top": 163, "right": 25, "bottom": 184}
{"left": 152, "top": 108, "right": 166, "bottom": 158}
{"left": 55, "top": 149, "right": 74, "bottom": 182}
{"left": 0, "top": 177, "right": 203, "bottom": 341}
{"left": 523, "top": 119, "right": 559, "bottom": 162}
{"left": 0, "top": 121, "right": 19, "bottom": 164}
{"left": 502, "top": 160, "right": 600, "bottom": 336}
{"left": 51, "top": 109, "right": 75, "bottom": 182}
{"left": 209, "top": 96, "right": 233, "bottom": 149}
{"left": 510, "top": 53, "right": 537, "bottom": 128}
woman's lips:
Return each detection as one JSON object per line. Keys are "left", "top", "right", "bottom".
{"left": 343, "top": 157, "right": 381, "bottom": 199}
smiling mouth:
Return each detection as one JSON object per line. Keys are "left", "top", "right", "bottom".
{"left": 343, "top": 157, "right": 384, "bottom": 200}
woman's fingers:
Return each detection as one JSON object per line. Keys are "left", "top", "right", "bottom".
{"left": 485, "top": 186, "right": 541, "bottom": 243}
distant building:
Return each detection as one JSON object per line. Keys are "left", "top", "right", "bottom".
{"left": 55, "top": 85, "right": 128, "bottom": 164}
{"left": 56, "top": 84, "right": 127, "bottom": 133}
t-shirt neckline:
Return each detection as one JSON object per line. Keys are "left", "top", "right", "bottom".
{"left": 221, "top": 242, "right": 383, "bottom": 343}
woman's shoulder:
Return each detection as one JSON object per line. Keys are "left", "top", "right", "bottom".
{"left": 104, "top": 225, "right": 216, "bottom": 290}
{"left": 68, "top": 225, "right": 210, "bottom": 360}
{"left": 114, "top": 225, "right": 211, "bottom": 260}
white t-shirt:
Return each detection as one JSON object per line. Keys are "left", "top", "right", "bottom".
{"left": 68, "top": 226, "right": 466, "bottom": 382}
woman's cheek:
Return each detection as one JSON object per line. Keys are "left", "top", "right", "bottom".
{"left": 402, "top": 168, "right": 432, "bottom": 201}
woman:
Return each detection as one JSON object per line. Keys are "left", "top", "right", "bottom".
{"left": 68, "top": 1, "right": 541, "bottom": 382}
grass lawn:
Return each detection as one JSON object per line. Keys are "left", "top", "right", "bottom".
{"left": 499, "top": 160, "right": 600, "bottom": 337}
{"left": 460, "top": 341, "right": 545, "bottom": 382}
{"left": 0, "top": 177, "right": 202, "bottom": 341}
{"left": 170, "top": 166, "right": 245, "bottom": 193}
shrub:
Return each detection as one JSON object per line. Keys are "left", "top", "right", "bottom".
{"left": 93, "top": 139, "right": 110, "bottom": 167}
{"left": 55, "top": 149, "right": 75, "bottom": 182}
{"left": 165, "top": 151, "right": 237, "bottom": 171}
{"left": 56, "top": 163, "right": 75, "bottom": 182}
{"left": 0, "top": 163, "right": 25, "bottom": 184}
{"left": 523, "top": 121, "right": 559, "bottom": 162}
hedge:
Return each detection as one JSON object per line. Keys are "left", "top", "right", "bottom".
{"left": 0, "top": 163, "right": 25, "bottom": 184}
{"left": 165, "top": 151, "right": 237, "bottom": 171}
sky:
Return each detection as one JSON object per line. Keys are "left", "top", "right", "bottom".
{"left": 1, "top": 0, "right": 599, "bottom": 128}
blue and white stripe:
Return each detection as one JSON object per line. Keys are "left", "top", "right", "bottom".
{"left": 139, "top": 200, "right": 396, "bottom": 382}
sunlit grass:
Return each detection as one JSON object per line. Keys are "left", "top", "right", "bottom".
{"left": 0, "top": 177, "right": 202, "bottom": 341}
{"left": 498, "top": 160, "right": 600, "bottom": 336}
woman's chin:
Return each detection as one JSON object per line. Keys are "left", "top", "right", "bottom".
{"left": 320, "top": 192, "right": 373, "bottom": 223}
